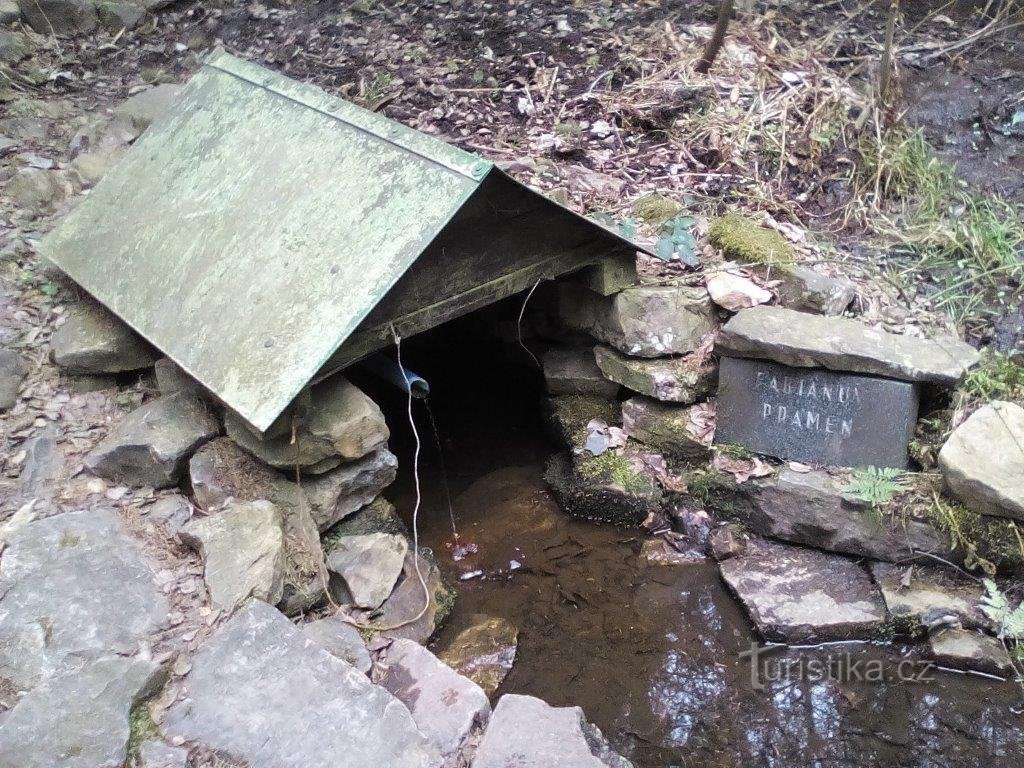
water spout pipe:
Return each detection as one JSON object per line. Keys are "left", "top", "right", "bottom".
{"left": 362, "top": 352, "right": 430, "bottom": 399}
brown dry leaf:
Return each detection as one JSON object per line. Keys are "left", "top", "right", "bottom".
{"left": 687, "top": 401, "right": 716, "bottom": 445}
{"left": 705, "top": 270, "right": 773, "bottom": 311}
{"left": 712, "top": 452, "right": 774, "bottom": 483}
{"left": 787, "top": 461, "right": 813, "bottom": 473}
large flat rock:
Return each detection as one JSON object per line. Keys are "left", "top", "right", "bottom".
{"left": 719, "top": 538, "right": 887, "bottom": 642}
{"left": 720, "top": 467, "right": 951, "bottom": 563}
{"left": 472, "top": 694, "right": 633, "bottom": 768}
{"left": 382, "top": 638, "right": 491, "bottom": 758}
{"left": 0, "top": 656, "right": 163, "bottom": 768}
{"left": 939, "top": 401, "right": 1024, "bottom": 521}
{"left": 0, "top": 508, "right": 168, "bottom": 689}
{"left": 163, "top": 600, "right": 441, "bottom": 768}
{"left": 85, "top": 393, "right": 220, "bottom": 488}
{"left": 717, "top": 306, "right": 979, "bottom": 384}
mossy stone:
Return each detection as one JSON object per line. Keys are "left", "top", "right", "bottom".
{"left": 708, "top": 213, "right": 795, "bottom": 267}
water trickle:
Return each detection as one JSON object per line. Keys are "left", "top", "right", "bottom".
{"left": 424, "top": 396, "right": 478, "bottom": 561}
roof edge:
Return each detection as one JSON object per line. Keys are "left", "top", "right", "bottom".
{"left": 205, "top": 49, "right": 492, "bottom": 182}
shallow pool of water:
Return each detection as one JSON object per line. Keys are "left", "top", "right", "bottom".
{"left": 368, "top": 308, "right": 1024, "bottom": 768}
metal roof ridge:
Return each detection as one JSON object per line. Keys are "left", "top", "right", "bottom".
{"left": 204, "top": 49, "right": 492, "bottom": 182}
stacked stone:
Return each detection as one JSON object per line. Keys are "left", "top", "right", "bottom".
{"left": 540, "top": 264, "right": 721, "bottom": 524}
{"left": 52, "top": 295, "right": 452, "bottom": 639}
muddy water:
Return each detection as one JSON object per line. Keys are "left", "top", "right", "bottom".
{"left": 367, "top": 311, "right": 1024, "bottom": 768}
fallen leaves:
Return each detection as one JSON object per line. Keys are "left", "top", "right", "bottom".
{"left": 712, "top": 451, "right": 773, "bottom": 483}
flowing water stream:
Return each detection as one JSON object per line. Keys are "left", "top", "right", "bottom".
{"left": 364, "top": 309, "right": 1024, "bottom": 768}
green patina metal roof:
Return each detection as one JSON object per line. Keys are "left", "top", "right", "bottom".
{"left": 41, "top": 51, "right": 639, "bottom": 432}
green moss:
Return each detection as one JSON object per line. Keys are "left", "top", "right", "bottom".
{"left": 708, "top": 213, "right": 795, "bottom": 267}
{"left": 927, "top": 495, "right": 1024, "bottom": 575}
{"left": 434, "top": 581, "right": 457, "bottom": 627}
{"left": 632, "top": 194, "right": 683, "bottom": 227}
{"left": 683, "top": 468, "right": 737, "bottom": 507}
{"left": 715, "top": 443, "right": 753, "bottom": 461}
{"left": 577, "top": 451, "right": 651, "bottom": 496}
{"left": 547, "top": 395, "right": 620, "bottom": 448}
{"left": 127, "top": 703, "right": 160, "bottom": 758}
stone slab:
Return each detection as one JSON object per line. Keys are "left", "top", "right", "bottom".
{"left": 714, "top": 356, "right": 918, "bottom": 469}
{"left": 719, "top": 538, "right": 887, "bottom": 643}
{"left": 163, "top": 600, "right": 441, "bottom": 768}
{"left": 717, "top": 305, "right": 979, "bottom": 384}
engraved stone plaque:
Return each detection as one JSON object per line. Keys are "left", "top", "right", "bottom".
{"left": 714, "top": 356, "right": 919, "bottom": 469}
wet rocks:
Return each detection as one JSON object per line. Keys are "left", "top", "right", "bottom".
{"left": 303, "top": 615, "right": 372, "bottom": 674}
{"left": 51, "top": 300, "right": 156, "bottom": 374}
{"left": 0, "top": 347, "right": 26, "bottom": 410}
{"left": 717, "top": 306, "right": 979, "bottom": 384}
{"left": 382, "top": 638, "right": 491, "bottom": 758}
{"left": 719, "top": 538, "right": 887, "bottom": 643}
{"left": 112, "top": 84, "right": 182, "bottom": 131}
{"left": 594, "top": 344, "right": 716, "bottom": 403}
{"left": 621, "top": 397, "right": 711, "bottom": 459}
{"left": 437, "top": 614, "right": 518, "bottom": 696}
{"left": 472, "top": 694, "right": 634, "bottom": 768}
{"left": 716, "top": 467, "right": 951, "bottom": 563}
{"left": 928, "top": 628, "right": 1013, "bottom": 676}
{"left": 85, "top": 392, "right": 219, "bottom": 488}
{"left": 163, "top": 600, "right": 441, "bottom": 768}
{"left": 0, "top": 656, "right": 164, "bottom": 768}
{"left": 179, "top": 500, "right": 286, "bottom": 613}
{"left": 21, "top": 0, "right": 97, "bottom": 34}
{"left": 0, "top": 508, "right": 168, "bottom": 690}
{"left": 0, "top": 0, "right": 19, "bottom": 23}
{"left": 225, "top": 376, "right": 388, "bottom": 474}
{"left": 326, "top": 532, "right": 408, "bottom": 610}
{"left": 869, "top": 561, "right": 989, "bottom": 632}
{"left": 545, "top": 450, "right": 662, "bottom": 527}
{"left": 542, "top": 347, "right": 619, "bottom": 397}
{"left": 939, "top": 401, "right": 1024, "bottom": 521}
{"left": 559, "top": 283, "right": 716, "bottom": 358}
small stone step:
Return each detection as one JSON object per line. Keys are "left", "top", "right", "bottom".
{"left": 621, "top": 397, "right": 711, "bottom": 459}
{"left": 717, "top": 305, "right": 979, "bottom": 384}
{"left": 928, "top": 628, "right": 1014, "bottom": 676}
{"left": 719, "top": 537, "right": 887, "bottom": 643}
{"left": 869, "top": 561, "right": 990, "bottom": 632}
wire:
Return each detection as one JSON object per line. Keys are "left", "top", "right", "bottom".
{"left": 518, "top": 277, "right": 545, "bottom": 368}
